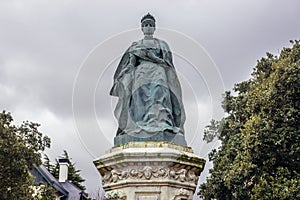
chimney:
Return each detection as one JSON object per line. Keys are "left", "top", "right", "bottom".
{"left": 58, "top": 158, "right": 70, "bottom": 182}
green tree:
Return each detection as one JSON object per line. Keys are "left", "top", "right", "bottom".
{"left": 51, "top": 150, "right": 86, "bottom": 190}
{"left": 199, "top": 41, "right": 300, "bottom": 200}
{"left": 50, "top": 158, "right": 60, "bottom": 179}
{"left": 0, "top": 111, "right": 52, "bottom": 199}
{"left": 31, "top": 184, "right": 56, "bottom": 200}
{"left": 43, "top": 154, "right": 52, "bottom": 172}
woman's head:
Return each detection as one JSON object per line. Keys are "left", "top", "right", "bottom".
{"left": 141, "top": 13, "right": 156, "bottom": 36}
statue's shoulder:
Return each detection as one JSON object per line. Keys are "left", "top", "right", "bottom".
{"left": 128, "top": 40, "right": 142, "bottom": 50}
{"left": 131, "top": 41, "right": 138, "bottom": 46}
{"left": 154, "top": 38, "right": 170, "bottom": 49}
{"left": 127, "top": 41, "right": 140, "bottom": 52}
{"left": 154, "top": 38, "right": 166, "bottom": 44}
{"left": 132, "top": 39, "right": 143, "bottom": 46}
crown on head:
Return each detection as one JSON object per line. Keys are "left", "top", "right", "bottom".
{"left": 141, "top": 13, "right": 156, "bottom": 23}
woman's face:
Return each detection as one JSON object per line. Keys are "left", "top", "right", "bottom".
{"left": 141, "top": 19, "right": 155, "bottom": 35}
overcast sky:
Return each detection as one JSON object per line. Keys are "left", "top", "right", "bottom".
{"left": 1, "top": 0, "right": 299, "bottom": 199}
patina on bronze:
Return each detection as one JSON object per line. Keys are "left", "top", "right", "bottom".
{"left": 111, "top": 13, "right": 186, "bottom": 146}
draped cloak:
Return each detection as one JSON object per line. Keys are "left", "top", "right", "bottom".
{"left": 110, "top": 38, "right": 185, "bottom": 137}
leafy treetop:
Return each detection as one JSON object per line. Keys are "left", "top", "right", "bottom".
{"left": 199, "top": 40, "right": 300, "bottom": 200}
{"left": 0, "top": 111, "right": 53, "bottom": 199}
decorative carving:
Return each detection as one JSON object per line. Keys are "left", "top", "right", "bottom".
{"left": 129, "top": 166, "right": 169, "bottom": 180}
{"left": 153, "top": 167, "right": 169, "bottom": 178}
{"left": 104, "top": 190, "right": 126, "bottom": 200}
{"left": 102, "top": 166, "right": 198, "bottom": 185}
{"left": 187, "top": 170, "right": 199, "bottom": 183}
{"left": 111, "top": 169, "right": 128, "bottom": 182}
{"left": 172, "top": 188, "right": 190, "bottom": 200}
{"left": 102, "top": 171, "right": 111, "bottom": 184}
{"left": 175, "top": 188, "right": 190, "bottom": 196}
{"left": 143, "top": 166, "right": 153, "bottom": 179}
{"left": 170, "top": 168, "right": 187, "bottom": 182}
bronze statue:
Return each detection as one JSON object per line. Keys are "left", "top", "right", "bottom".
{"left": 110, "top": 13, "right": 186, "bottom": 146}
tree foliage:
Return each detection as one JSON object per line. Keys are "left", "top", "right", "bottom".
{"left": 31, "top": 184, "right": 56, "bottom": 200}
{"left": 50, "top": 150, "right": 86, "bottom": 190}
{"left": 199, "top": 41, "right": 300, "bottom": 199}
{"left": 43, "top": 154, "right": 52, "bottom": 172}
{"left": 0, "top": 111, "right": 52, "bottom": 199}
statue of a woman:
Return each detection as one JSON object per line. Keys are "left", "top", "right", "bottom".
{"left": 110, "top": 13, "right": 186, "bottom": 145}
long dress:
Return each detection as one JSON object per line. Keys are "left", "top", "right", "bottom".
{"left": 110, "top": 38, "right": 185, "bottom": 138}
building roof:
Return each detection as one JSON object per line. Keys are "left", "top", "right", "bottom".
{"left": 31, "top": 165, "right": 88, "bottom": 199}
{"left": 61, "top": 181, "right": 87, "bottom": 199}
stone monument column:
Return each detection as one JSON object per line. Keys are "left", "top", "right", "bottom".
{"left": 94, "top": 13, "right": 206, "bottom": 200}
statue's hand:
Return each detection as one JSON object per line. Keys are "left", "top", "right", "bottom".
{"left": 157, "top": 58, "right": 165, "bottom": 64}
{"left": 153, "top": 57, "right": 165, "bottom": 65}
{"left": 146, "top": 51, "right": 164, "bottom": 64}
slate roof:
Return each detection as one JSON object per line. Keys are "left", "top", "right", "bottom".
{"left": 31, "top": 165, "right": 88, "bottom": 199}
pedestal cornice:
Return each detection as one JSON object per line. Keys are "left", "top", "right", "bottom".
{"left": 94, "top": 142, "right": 206, "bottom": 200}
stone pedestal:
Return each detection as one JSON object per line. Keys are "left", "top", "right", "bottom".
{"left": 94, "top": 142, "right": 205, "bottom": 200}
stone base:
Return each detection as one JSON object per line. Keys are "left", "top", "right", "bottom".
{"left": 114, "top": 132, "right": 187, "bottom": 146}
{"left": 93, "top": 142, "right": 205, "bottom": 200}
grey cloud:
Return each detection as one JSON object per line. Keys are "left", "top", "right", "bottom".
{"left": 1, "top": 0, "right": 300, "bottom": 198}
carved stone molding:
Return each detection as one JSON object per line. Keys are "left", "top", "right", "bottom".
{"left": 102, "top": 166, "right": 199, "bottom": 185}
{"left": 94, "top": 142, "right": 206, "bottom": 199}
{"left": 172, "top": 188, "right": 190, "bottom": 200}
{"left": 104, "top": 190, "right": 126, "bottom": 200}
